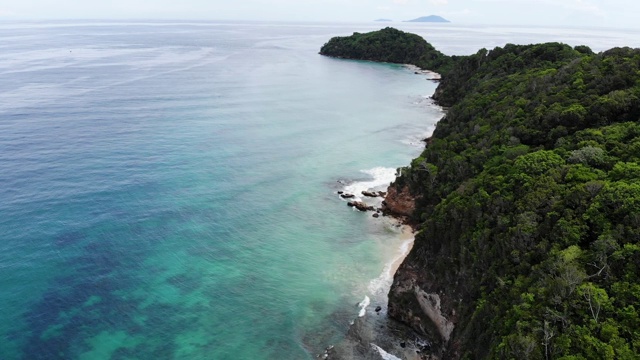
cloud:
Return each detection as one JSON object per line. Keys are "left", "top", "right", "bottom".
{"left": 0, "top": 8, "right": 16, "bottom": 16}
{"left": 569, "top": 0, "right": 604, "bottom": 16}
{"left": 393, "top": 0, "right": 409, "bottom": 4}
{"left": 443, "top": 8, "right": 472, "bottom": 17}
{"left": 472, "top": 0, "right": 603, "bottom": 15}
{"left": 430, "top": 0, "right": 449, "bottom": 5}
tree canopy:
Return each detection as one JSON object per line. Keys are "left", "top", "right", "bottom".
{"left": 322, "top": 28, "right": 640, "bottom": 359}
{"left": 400, "top": 40, "right": 640, "bottom": 359}
{"left": 320, "top": 27, "right": 454, "bottom": 74}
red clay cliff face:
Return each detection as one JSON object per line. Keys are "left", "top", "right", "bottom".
{"left": 382, "top": 184, "right": 416, "bottom": 218}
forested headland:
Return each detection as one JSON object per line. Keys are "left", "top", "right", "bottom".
{"left": 321, "top": 28, "right": 640, "bottom": 359}
{"left": 320, "top": 27, "right": 455, "bottom": 74}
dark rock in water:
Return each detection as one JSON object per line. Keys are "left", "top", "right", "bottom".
{"left": 361, "top": 190, "right": 378, "bottom": 197}
{"left": 337, "top": 191, "right": 344, "bottom": 194}
{"left": 340, "top": 193, "right": 355, "bottom": 199}
{"left": 378, "top": 191, "right": 387, "bottom": 197}
{"left": 415, "top": 71, "right": 420, "bottom": 74}
{"left": 347, "top": 201, "right": 375, "bottom": 212}
{"left": 375, "top": 306, "right": 382, "bottom": 312}
{"left": 400, "top": 342, "right": 406, "bottom": 348}
{"left": 373, "top": 213, "right": 380, "bottom": 218}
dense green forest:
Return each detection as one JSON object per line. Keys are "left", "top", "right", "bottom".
{"left": 319, "top": 27, "right": 454, "bottom": 74}
{"left": 322, "top": 30, "right": 640, "bottom": 359}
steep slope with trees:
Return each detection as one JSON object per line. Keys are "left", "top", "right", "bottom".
{"left": 322, "top": 29, "right": 640, "bottom": 359}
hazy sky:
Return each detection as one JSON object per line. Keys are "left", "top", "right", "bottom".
{"left": 1, "top": 0, "right": 638, "bottom": 29}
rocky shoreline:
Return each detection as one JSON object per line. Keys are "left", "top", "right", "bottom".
{"left": 319, "top": 69, "right": 446, "bottom": 359}
{"left": 320, "top": 56, "right": 446, "bottom": 360}
{"left": 322, "top": 180, "right": 436, "bottom": 360}
{"left": 338, "top": 180, "right": 417, "bottom": 222}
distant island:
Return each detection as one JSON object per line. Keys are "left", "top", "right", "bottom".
{"left": 405, "top": 15, "right": 450, "bottom": 23}
{"left": 374, "top": 19, "right": 393, "bottom": 22}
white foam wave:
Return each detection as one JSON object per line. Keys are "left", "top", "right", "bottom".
{"left": 371, "top": 344, "right": 402, "bottom": 360}
{"left": 343, "top": 167, "right": 396, "bottom": 202}
{"left": 358, "top": 295, "right": 370, "bottom": 317}
{"left": 368, "top": 237, "right": 414, "bottom": 297}
{"left": 401, "top": 126, "right": 436, "bottom": 149}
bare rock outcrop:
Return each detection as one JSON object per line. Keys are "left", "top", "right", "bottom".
{"left": 382, "top": 184, "right": 416, "bottom": 217}
{"left": 388, "top": 261, "right": 459, "bottom": 359}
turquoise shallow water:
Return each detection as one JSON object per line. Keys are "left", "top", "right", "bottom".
{"left": 1, "top": 21, "right": 640, "bottom": 359}
{"left": 0, "top": 21, "right": 441, "bottom": 359}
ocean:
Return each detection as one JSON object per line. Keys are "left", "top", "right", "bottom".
{"left": 1, "top": 20, "right": 639, "bottom": 359}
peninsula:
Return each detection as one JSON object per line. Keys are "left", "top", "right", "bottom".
{"left": 319, "top": 27, "right": 455, "bottom": 75}
{"left": 321, "top": 28, "right": 640, "bottom": 359}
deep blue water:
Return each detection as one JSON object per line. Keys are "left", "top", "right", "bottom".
{"left": 1, "top": 21, "right": 639, "bottom": 359}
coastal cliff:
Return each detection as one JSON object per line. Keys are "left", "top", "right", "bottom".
{"left": 322, "top": 29, "right": 640, "bottom": 359}
{"left": 382, "top": 184, "right": 416, "bottom": 218}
